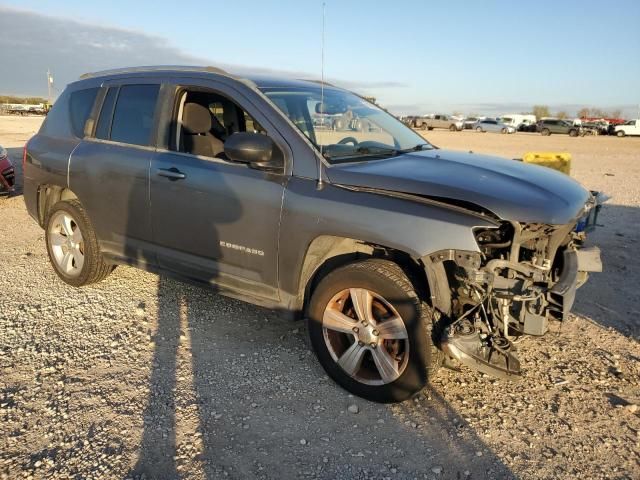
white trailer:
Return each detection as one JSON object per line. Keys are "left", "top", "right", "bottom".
{"left": 498, "top": 114, "right": 536, "bottom": 130}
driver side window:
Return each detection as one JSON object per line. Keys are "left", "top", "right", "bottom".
{"left": 173, "top": 89, "right": 264, "bottom": 159}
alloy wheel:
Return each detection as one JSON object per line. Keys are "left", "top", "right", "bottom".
{"left": 48, "top": 211, "right": 85, "bottom": 277}
{"left": 322, "top": 288, "right": 409, "bottom": 385}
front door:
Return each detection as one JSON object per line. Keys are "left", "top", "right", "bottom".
{"left": 149, "top": 82, "right": 288, "bottom": 301}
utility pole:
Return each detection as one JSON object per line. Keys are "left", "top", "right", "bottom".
{"left": 46, "top": 69, "right": 53, "bottom": 105}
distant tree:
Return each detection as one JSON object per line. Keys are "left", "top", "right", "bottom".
{"left": 0, "top": 95, "right": 47, "bottom": 104}
{"left": 556, "top": 111, "right": 568, "bottom": 119}
{"left": 590, "top": 108, "right": 607, "bottom": 118}
{"left": 532, "top": 105, "right": 550, "bottom": 119}
{"left": 577, "top": 107, "right": 591, "bottom": 119}
{"left": 610, "top": 109, "right": 622, "bottom": 119}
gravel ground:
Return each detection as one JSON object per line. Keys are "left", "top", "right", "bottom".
{"left": 1, "top": 117, "right": 639, "bottom": 479}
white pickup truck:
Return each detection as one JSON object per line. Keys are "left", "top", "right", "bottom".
{"left": 615, "top": 119, "right": 640, "bottom": 137}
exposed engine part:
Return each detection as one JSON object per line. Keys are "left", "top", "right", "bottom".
{"left": 432, "top": 196, "right": 605, "bottom": 380}
{"left": 441, "top": 319, "right": 521, "bottom": 380}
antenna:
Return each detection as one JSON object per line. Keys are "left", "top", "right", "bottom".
{"left": 317, "top": 1, "right": 326, "bottom": 190}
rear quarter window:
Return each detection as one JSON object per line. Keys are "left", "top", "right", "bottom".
{"left": 39, "top": 89, "right": 72, "bottom": 137}
{"left": 69, "top": 87, "right": 99, "bottom": 138}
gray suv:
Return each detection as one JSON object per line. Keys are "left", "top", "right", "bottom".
{"left": 23, "top": 66, "right": 603, "bottom": 403}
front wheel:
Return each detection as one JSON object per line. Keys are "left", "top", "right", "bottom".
{"left": 308, "top": 259, "right": 441, "bottom": 403}
{"left": 541, "top": 128, "right": 551, "bottom": 136}
{"left": 476, "top": 126, "right": 483, "bottom": 132}
{"left": 449, "top": 124, "right": 457, "bottom": 132}
{"left": 569, "top": 129, "right": 578, "bottom": 137}
{"left": 45, "top": 200, "right": 114, "bottom": 287}
{"left": 501, "top": 128, "right": 507, "bottom": 134}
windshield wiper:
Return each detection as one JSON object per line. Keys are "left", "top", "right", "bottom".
{"left": 328, "top": 146, "right": 399, "bottom": 161}
{"left": 398, "top": 143, "right": 433, "bottom": 153}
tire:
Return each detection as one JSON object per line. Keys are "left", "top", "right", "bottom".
{"left": 427, "top": 126, "right": 434, "bottom": 131}
{"left": 541, "top": 128, "right": 550, "bottom": 136}
{"left": 45, "top": 200, "right": 114, "bottom": 287}
{"left": 307, "top": 259, "right": 442, "bottom": 403}
{"left": 569, "top": 129, "right": 578, "bottom": 137}
{"left": 476, "top": 126, "right": 483, "bottom": 132}
{"left": 420, "top": 123, "right": 427, "bottom": 130}
{"left": 617, "top": 130, "right": 625, "bottom": 137}
{"left": 449, "top": 124, "right": 457, "bottom": 132}
{"left": 501, "top": 128, "right": 507, "bottom": 134}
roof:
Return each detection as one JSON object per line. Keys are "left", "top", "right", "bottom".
{"left": 78, "top": 65, "right": 338, "bottom": 91}
{"left": 243, "top": 74, "right": 337, "bottom": 90}
{"left": 79, "top": 65, "right": 229, "bottom": 80}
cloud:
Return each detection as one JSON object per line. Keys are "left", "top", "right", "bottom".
{"left": 0, "top": 7, "right": 204, "bottom": 96}
{"left": 0, "top": 7, "right": 407, "bottom": 98}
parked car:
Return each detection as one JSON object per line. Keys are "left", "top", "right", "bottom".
{"left": 423, "top": 114, "right": 463, "bottom": 131}
{"left": 463, "top": 116, "right": 482, "bottom": 129}
{"left": 536, "top": 119, "right": 580, "bottom": 136}
{"left": 402, "top": 115, "right": 427, "bottom": 129}
{"left": 614, "top": 119, "right": 640, "bottom": 137}
{"left": 474, "top": 119, "right": 516, "bottom": 134}
{"left": 0, "top": 145, "right": 16, "bottom": 195}
{"left": 24, "top": 66, "right": 603, "bottom": 403}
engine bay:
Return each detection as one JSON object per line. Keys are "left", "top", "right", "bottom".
{"left": 435, "top": 194, "right": 605, "bottom": 379}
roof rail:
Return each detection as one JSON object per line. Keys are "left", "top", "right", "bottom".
{"left": 79, "top": 65, "right": 230, "bottom": 80}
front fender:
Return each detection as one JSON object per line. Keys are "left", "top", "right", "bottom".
{"left": 278, "top": 178, "right": 494, "bottom": 308}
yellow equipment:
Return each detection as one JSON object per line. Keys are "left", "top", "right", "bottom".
{"left": 521, "top": 152, "right": 571, "bottom": 175}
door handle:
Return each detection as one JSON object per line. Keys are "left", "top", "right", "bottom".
{"left": 156, "top": 167, "right": 186, "bottom": 180}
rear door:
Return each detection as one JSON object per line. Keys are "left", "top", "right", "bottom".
{"left": 148, "top": 79, "right": 289, "bottom": 301}
{"left": 69, "top": 82, "right": 161, "bottom": 266}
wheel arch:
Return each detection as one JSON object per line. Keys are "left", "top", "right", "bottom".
{"left": 37, "top": 184, "right": 79, "bottom": 227}
{"left": 296, "top": 235, "right": 439, "bottom": 318}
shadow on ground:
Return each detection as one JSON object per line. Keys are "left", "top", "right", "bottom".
{"left": 574, "top": 203, "right": 640, "bottom": 338}
{"left": 130, "top": 276, "right": 513, "bottom": 479}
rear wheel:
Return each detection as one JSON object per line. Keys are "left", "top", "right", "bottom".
{"left": 308, "top": 259, "right": 441, "bottom": 403}
{"left": 476, "top": 126, "right": 483, "bottom": 132}
{"left": 501, "top": 128, "right": 507, "bottom": 134}
{"left": 45, "top": 200, "right": 114, "bottom": 287}
{"left": 617, "top": 130, "right": 626, "bottom": 137}
{"left": 541, "top": 128, "right": 550, "bottom": 136}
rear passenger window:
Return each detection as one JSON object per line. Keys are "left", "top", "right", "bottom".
{"left": 69, "top": 88, "right": 99, "bottom": 138}
{"left": 109, "top": 85, "right": 160, "bottom": 146}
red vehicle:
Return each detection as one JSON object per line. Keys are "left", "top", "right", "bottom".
{"left": 0, "top": 145, "right": 16, "bottom": 194}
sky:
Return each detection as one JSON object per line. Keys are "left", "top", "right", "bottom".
{"left": 1, "top": 0, "right": 639, "bottom": 117}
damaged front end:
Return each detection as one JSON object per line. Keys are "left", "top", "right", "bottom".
{"left": 426, "top": 193, "right": 606, "bottom": 380}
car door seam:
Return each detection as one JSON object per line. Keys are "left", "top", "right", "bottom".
{"left": 67, "top": 141, "right": 82, "bottom": 189}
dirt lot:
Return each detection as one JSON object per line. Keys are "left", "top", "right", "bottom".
{"left": 1, "top": 116, "right": 639, "bottom": 480}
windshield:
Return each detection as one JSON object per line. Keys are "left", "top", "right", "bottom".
{"left": 260, "top": 86, "right": 433, "bottom": 163}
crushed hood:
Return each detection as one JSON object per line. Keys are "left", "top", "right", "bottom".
{"left": 326, "top": 149, "right": 591, "bottom": 224}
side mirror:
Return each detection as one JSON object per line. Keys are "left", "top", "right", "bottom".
{"left": 224, "top": 132, "right": 284, "bottom": 172}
